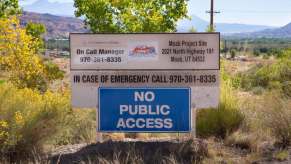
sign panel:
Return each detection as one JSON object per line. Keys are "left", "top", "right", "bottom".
{"left": 98, "top": 88, "right": 191, "bottom": 132}
{"left": 70, "top": 33, "right": 220, "bottom": 70}
{"left": 71, "top": 70, "right": 219, "bottom": 87}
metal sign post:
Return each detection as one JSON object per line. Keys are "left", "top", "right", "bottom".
{"left": 70, "top": 33, "right": 220, "bottom": 140}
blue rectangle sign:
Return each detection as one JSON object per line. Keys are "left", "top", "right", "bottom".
{"left": 98, "top": 87, "right": 191, "bottom": 132}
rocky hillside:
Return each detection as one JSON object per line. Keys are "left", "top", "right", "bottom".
{"left": 20, "top": 11, "right": 88, "bottom": 39}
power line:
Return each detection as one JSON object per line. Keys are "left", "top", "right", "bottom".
{"left": 220, "top": 9, "right": 291, "bottom": 14}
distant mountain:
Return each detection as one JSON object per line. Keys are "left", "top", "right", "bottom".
{"left": 177, "top": 15, "right": 208, "bottom": 32}
{"left": 19, "top": 9, "right": 279, "bottom": 39}
{"left": 20, "top": 11, "right": 87, "bottom": 39}
{"left": 177, "top": 15, "right": 274, "bottom": 33}
{"left": 231, "top": 22, "right": 291, "bottom": 38}
{"left": 21, "top": 0, "right": 75, "bottom": 17}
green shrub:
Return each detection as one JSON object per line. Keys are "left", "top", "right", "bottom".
{"left": 277, "top": 49, "right": 291, "bottom": 59}
{"left": 196, "top": 107, "right": 243, "bottom": 139}
{"left": 227, "top": 74, "right": 242, "bottom": 89}
{"left": 0, "top": 83, "right": 70, "bottom": 158}
{"left": 240, "top": 54, "right": 291, "bottom": 95}
{"left": 196, "top": 80, "right": 244, "bottom": 138}
{"left": 44, "top": 61, "right": 65, "bottom": 82}
{"left": 268, "top": 81, "right": 282, "bottom": 90}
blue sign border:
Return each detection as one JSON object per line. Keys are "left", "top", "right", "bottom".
{"left": 98, "top": 87, "right": 192, "bottom": 133}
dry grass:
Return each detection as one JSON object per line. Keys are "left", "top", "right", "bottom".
{"left": 203, "top": 137, "right": 257, "bottom": 164}
{"left": 225, "top": 130, "right": 257, "bottom": 151}
{"left": 260, "top": 93, "right": 291, "bottom": 147}
{"left": 231, "top": 90, "right": 291, "bottom": 164}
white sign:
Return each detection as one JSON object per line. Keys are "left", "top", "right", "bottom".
{"left": 70, "top": 33, "right": 220, "bottom": 109}
{"left": 70, "top": 33, "right": 220, "bottom": 70}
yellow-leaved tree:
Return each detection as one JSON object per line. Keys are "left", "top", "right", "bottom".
{"left": 0, "top": 16, "right": 63, "bottom": 91}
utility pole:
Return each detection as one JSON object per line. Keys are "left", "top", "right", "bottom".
{"left": 206, "top": 0, "right": 220, "bottom": 31}
{"left": 210, "top": 0, "right": 214, "bottom": 30}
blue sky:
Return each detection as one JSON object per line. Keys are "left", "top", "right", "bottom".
{"left": 19, "top": 0, "right": 291, "bottom": 27}
{"left": 190, "top": 0, "right": 291, "bottom": 27}
{"left": 20, "top": 0, "right": 72, "bottom": 5}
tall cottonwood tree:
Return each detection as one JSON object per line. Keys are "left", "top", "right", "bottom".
{"left": 74, "top": 0, "right": 189, "bottom": 32}
{"left": 0, "top": 0, "right": 20, "bottom": 18}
